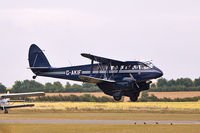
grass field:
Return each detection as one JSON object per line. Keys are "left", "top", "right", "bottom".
{"left": 0, "top": 123, "right": 200, "bottom": 133}
{"left": 45, "top": 91, "right": 200, "bottom": 99}
{"left": 1, "top": 91, "right": 200, "bottom": 102}
{"left": 10, "top": 102, "right": 200, "bottom": 113}
{"left": 148, "top": 91, "right": 200, "bottom": 99}
{"left": 0, "top": 111, "right": 200, "bottom": 133}
{"left": 1, "top": 112, "right": 200, "bottom": 121}
{"left": 45, "top": 91, "right": 200, "bottom": 101}
{"left": 1, "top": 102, "right": 200, "bottom": 133}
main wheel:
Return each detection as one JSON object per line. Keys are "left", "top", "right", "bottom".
{"left": 130, "top": 92, "right": 140, "bottom": 102}
{"left": 4, "top": 109, "right": 8, "bottom": 114}
{"left": 130, "top": 96, "right": 138, "bottom": 102}
{"left": 113, "top": 96, "right": 122, "bottom": 101}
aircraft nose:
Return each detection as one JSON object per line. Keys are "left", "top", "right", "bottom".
{"left": 153, "top": 67, "right": 163, "bottom": 78}
{"left": 158, "top": 70, "right": 163, "bottom": 77}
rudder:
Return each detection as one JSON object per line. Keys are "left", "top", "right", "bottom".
{"left": 28, "top": 44, "right": 51, "bottom": 68}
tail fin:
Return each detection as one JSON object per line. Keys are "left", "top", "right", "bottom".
{"left": 28, "top": 44, "right": 51, "bottom": 69}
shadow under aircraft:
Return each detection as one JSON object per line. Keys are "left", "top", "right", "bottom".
{"left": 28, "top": 44, "right": 163, "bottom": 102}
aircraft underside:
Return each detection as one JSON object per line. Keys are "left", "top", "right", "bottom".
{"left": 97, "top": 81, "right": 150, "bottom": 101}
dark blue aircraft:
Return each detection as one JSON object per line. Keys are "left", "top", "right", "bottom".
{"left": 28, "top": 44, "right": 163, "bottom": 101}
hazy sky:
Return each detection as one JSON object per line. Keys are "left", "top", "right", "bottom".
{"left": 0, "top": 0, "right": 200, "bottom": 87}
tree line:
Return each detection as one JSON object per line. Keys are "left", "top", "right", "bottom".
{"left": 1, "top": 77, "right": 200, "bottom": 93}
{"left": 9, "top": 80, "right": 100, "bottom": 93}
{"left": 150, "top": 77, "right": 200, "bottom": 92}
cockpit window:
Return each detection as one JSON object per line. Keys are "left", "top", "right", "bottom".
{"left": 144, "top": 61, "right": 154, "bottom": 69}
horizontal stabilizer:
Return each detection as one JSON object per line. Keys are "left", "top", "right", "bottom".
{"left": 1, "top": 92, "right": 45, "bottom": 98}
{"left": 28, "top": 67, "right": 51, "bottom": 69}
{"left": 79, "top": 75, "right": 115, "bottom": 83}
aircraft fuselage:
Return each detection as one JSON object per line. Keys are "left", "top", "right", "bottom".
{"left": 29, "top": 44, "right": 163, "bottom": 102}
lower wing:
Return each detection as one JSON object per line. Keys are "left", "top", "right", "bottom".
{"left": 1, "top": 92, "right": 45, "bottom": 98}
{"left": 79, "top": 75, "right": 115, "bottom": 83}
{"left": 0, "top": 104, "right": 34, "bottom": 109}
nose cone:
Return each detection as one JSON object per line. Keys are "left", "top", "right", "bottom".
{"left": 154, "top": 67, "right": 163, "bottom": 79}
{"left": 158, "top": 69, "right": 163, "bottom": 77}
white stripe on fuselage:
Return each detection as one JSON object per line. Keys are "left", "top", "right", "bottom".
{"left": 39, "top": 69, "right": 160, "bottom": 76}
{"left": 82, "top": 69, "right": 160, "bottom": 74}
{"left": 40, "top": 71, "right": 66, "bottom": 75}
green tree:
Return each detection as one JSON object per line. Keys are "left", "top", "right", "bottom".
{"left": 157, "top": 78, "right": 168, "bottom": 87}
{"left": 182, "top": 78, "right": 193, "bottom": 87}
{"left": 12, "top": 80, "right": 44, "bottom": 93}
{"left": 65, "top": 82, "right": 71, "bottom": 88}
{"left": 194, "top": 77, "right": 200, "bottom": 87}
{"left": 167, "top": 79, "right": 176, "bottom": 87}
{"left": 44, "top": 82, "right": 55, "bottom": 93}
{"left": 82, "top": 83, "right": 95, "bottom": 88}
{"left": 53, "top": 81, "right": 63, "bottom": 92}
{"left": 0, "top": 83, "right": 6, "bottom": 93}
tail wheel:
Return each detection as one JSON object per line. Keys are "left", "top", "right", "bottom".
{"left": 113, "top": 96, "right": 122, "bottom": 101}
{"left": 4, "top": 109, "right": 8, "bottom": 114}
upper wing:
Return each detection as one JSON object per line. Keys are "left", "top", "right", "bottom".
{"left": 81, "top": 53, "right": 124, "bottom": 66}
{"left": 79, "top": 75, "right": 115, "bottom": 83}
{"left": 1, "top": 92, "right": 45, "bottom": 98}
{"left": 0, "top": 104, "right": 34, "bottom": 109}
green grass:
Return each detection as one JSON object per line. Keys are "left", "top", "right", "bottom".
{"left": 0, "top": 111, "right": 200, "bottom": 121}
{"left": 0, "top": 123, "right": 200, "bottom": 133}
{"left": 0, "top": 110, "right": 200, "bottom": 133}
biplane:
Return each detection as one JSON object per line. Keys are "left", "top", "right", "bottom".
{"left": 0, "top": 91, "right": 45, "bottom": 113}
{"left": 28, "top": 44, "right": 163, "bottom": 101}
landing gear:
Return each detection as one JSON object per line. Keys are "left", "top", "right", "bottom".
{"left": 113, "top": 96, "right": 122, "bottom": 101}
{"left": 32, "top": 75, "right": 37, "bottom": 79}
{"left": 130, "top": 96, "right": 138, "bottom": 102}
{"left": 129, "top": 92, "right": 140, "bottom": 102}
{"left": 113, "top": 91, "right": 122, "bottom": 101}
{"left": 4, "top": 109, "right": 8, "bottom": 114}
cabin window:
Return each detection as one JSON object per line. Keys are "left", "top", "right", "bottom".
{"left": 133, "top": 65, "right": 139, "bottom": 70}
{"left": 93, "top": 64, "right": 108, "bottom": 71}
{"left": 119, "top": 64, "right": 151, "bottom": 70}
{"left": 93, "top": 65, "right": 99, "bottom": 71}
{"left": 112, "top": 66, "right": 119, "bottom": 70}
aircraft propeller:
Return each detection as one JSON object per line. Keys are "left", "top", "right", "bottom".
{"left": 129, "top": 73, "right": 139, "bottom": 88}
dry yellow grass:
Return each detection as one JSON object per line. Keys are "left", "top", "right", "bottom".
{"left": 1, "top": 91, "right": 200, "bottom": 102}
{"left": 12, "top": 102, "right": 200, "bottom": 112}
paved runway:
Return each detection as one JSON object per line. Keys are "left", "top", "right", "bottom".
{"left": 0, "top": 120, "right": 200, "bottom": 124}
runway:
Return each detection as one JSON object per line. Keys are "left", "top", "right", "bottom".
{"left": 0, "top": 120, "right": 200, "bottom": 124}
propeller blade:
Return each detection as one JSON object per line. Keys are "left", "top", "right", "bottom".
{"left": 129, "top": 73, "right": 139, "bottom": 88}
{"left": 129, "top": 73, "right": 136, "bottom": 81}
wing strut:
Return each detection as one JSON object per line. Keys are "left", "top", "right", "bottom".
{"left": 90, "top": 59, "right": 94, "bottom": 76}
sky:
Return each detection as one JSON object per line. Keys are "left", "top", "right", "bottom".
{"left": 0, "top": 0, "right": 200, "bottom": 87}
